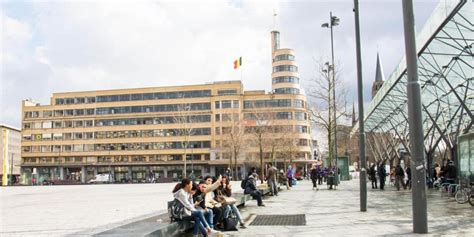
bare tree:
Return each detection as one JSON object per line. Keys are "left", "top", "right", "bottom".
{"left": 279, "top": 121, "right": 300, "bottom": 172}
{"left": 308, "top": 61, "right": 350, "bottom": 166}
{"left": 173, "top": 104, "right": 196, "bottom": 178}
{"left": 244, "top": 107, "right": 273, "bottom": 184}
{"left": 221, "top": 112, "right": 245, "bottom": 180}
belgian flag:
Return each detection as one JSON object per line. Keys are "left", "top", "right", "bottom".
{"left": 234, "top": 57, "right": 242, "bottom": 69}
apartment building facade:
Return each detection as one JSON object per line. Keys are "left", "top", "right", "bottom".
{"left": 20, "top": 30, "right": 312, "bottom": 184}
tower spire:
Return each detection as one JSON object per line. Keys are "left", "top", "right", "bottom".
{"left": 371, "top": 52, "right": 386, "bottom": 98}
{"left": 375, "top": 52, "right": 385, "bottom": 82}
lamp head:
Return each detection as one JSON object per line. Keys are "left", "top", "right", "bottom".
{"left": 331, "top": 16, "right": 340, "bottom": 26}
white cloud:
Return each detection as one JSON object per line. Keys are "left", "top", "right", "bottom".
{"left": 1, "top": 0, "right": 437, "bottom": 151}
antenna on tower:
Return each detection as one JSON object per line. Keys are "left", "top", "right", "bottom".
{"left": 273, "top": 9, "right": 278, "bottom": 30}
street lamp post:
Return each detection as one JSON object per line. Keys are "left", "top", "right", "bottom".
{"left": 10, "top": 153, "right": 14, "bottom": 185}
{"left": 401, "top": 0, "right": 428, "bottom": 233}
{"left": 353, "top": 0, "right": 367, "bottom": 212}
{"left": 322, "top": 12, "right": 340, "bottom": 185}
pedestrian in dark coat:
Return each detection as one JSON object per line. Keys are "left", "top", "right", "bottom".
{"left": 369, "top": 163, "right": 378, "bottom": 189}
{"left": 377, "top": 162, "right": 387, "bottom": 190}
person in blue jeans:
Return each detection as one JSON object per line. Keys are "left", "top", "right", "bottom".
{"left": 172, "top": 178, "right": 220, "bottom": 237}
{"left": 215, "top": 175, "right": 246, "bottom": 228}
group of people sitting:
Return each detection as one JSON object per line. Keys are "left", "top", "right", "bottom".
{"left": 171, "top": 175, "right": 249, "bottom": 236}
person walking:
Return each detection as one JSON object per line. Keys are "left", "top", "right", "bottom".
{"left": 286, "top": 165, "right": 294, "bottom": 190}
{"left": 394, "top": 164, "right": 406, "bottom": 191}
{"left": 266, "top": 163, "right": 278, "bottom": 196}
{"left": 316, "top": 164, "right": 323, "bottom": 185}
{"left": 369, "top": 163, "right": 378, "bottom": 189}
{"left": 377, "top": 162, "right": 387, "bottom": 190}
{"left": 445, "top": 160, "right": 457, "bottom": 184}
{"left": 310, "top": 164, "right": 318, "bottom": 190}
{"left": 405, "top": 165, "right": 412, "bottom": 190}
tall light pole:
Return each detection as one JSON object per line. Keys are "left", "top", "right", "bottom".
{"left": 322, "top": 12, "right": 340, "bottom": 185}
{"left": 353, "top": 0, "right": 367, "bottom": 212}
{"left": 10, "top": 153, "right": 14, "bottom": 185}
{"left": 402, "top": 0, "right": 428, "bottom": 233}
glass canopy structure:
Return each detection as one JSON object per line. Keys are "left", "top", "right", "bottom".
{"left": 351, "top": 0, "right": 473, "bottom": 172}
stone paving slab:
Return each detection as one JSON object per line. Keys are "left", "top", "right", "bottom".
{"left": 228, "top": 179, "right": 474, "bottom": 237}
{"left": 1, "top": 180, "right": 473, "bottom": 236}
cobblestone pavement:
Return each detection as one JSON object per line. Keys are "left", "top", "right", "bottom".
{"left": 231, "top": 179, "right": 474, "bottom": 237}
{"left": 1, "top": 179, "right": 473, "bottom": 236}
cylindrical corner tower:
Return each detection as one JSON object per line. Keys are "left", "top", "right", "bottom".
{"left": 271, "top": 31, "right": 301, "bottom": 95}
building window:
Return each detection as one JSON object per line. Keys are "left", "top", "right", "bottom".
{"left": 217, "top": 89, "right": 238, "bottom": 96}
{"left": 274, "top": 88, "right": 300, "bottom": 94}
{"left": 298, "top": 139, "right": 308, "bottom": 146}
{"left": 276, "top": 112, "right": 292, "bottom": 120}
{"left": 273, "top": 54, "right": 295, "bottom": 62}
{"left": 215, "top": 101, "right": 220, "bottom": 109}
{"left": 293, "top": 99, "right": 304, "bottom": 108}
{"left": 272, "top": 76, "right": 299, "bottom": 84}
{"left": 43, "top": 111, "right": 53, "bottom": 117}
{"left": 233, "top": 100, "right": 239, "bottom": 108}
{"left": 272, "top": 65, "right": 298, "bottom": 73}
{"left": 221, "top": 100, "right": 232, "bottom": 108}
{"left": 244, "top": 99, "right": 291, "bottom": 108}
{"left": 296, "top": 125, "right": 308, "bottom": 133}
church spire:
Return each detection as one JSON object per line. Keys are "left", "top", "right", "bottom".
{"left": 352, "top": 102, "right": 357, "bottom": 127}
{"left": 375, "top": 52, "right": 385, "bottom": 82}
{"left": 372, "top": 52, "right": 385, "bottom": 98}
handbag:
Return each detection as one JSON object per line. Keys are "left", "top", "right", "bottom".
{"left": 217, "top": 190, "right": 237, "bottom": 206}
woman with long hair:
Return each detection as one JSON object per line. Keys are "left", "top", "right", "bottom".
{"left": 215, "top": 175, "right": 246, "bottom": 228}
{"left": 172, "top": 178, "right": 219, "bottom": 237}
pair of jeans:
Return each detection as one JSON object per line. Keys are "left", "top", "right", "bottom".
{"left": 268, "top": 178, "right": 278, "bottom": 195}
{"left": 223, "top": 204, "right": 244, "bottom": 224}
{"left": 190, "top": 210, "right": 209, "bottom": 236}
{"left": 197, "top": 208, "right": 214, "bottom": 229}
{"left": 249, "top": 190, "right": 263, "bottom": 205}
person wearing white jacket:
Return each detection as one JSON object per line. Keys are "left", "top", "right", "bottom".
{"left": 172, "top": 178, "right": 220, "bottom": 237}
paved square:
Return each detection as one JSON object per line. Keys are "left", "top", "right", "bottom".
{"left": 1, "top": 179, "right": 473, "bottom": 236}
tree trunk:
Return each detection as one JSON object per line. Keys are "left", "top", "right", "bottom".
{"left": 234, "top": 150, "right": 239, "bottom": 181}
{"left": 260, "top": 142, "right": 264, "bottom": 184}
{"left": 183, "top": 148, "right": 187, "bottom": 179}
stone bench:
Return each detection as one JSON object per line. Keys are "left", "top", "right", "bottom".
{"left": 95, "top": 186, "right": 275, "bottom": 236}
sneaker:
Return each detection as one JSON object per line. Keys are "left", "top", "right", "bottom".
{"left": 240, "top": 223, "right": 247, "bottom": 229}
{"left": 258, "top": 204, "right": 265, "bottom": 207}
{"left": 208, "top": 229, "right": 221, "bottom": 235}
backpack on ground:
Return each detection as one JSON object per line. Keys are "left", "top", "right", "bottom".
{"left": 240, "top": 178, "right": 247, "bottom": 189}
{"left": 168, "top": 199, "right": 185, "bottom": 222}
{"left": 223, "top": 217, "right": 238, "bottom": 231}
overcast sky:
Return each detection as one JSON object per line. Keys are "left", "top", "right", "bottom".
{"left": 1, "top": 0, "right": 438, "bottom": 133}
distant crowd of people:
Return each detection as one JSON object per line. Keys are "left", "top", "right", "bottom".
{"left": 365, "top": 159, "right": 457, "bottom": 191}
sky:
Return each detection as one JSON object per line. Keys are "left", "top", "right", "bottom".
{"left": 1, "top": 0, "right": 438, "bottom": 141}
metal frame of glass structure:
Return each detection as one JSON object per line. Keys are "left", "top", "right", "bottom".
{"left": 351, "top": 0, "right": 473, "bottom": 173}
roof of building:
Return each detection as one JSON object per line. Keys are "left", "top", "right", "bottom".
{"left": 0, "top": 124, "right": 21, "bottom": 132}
